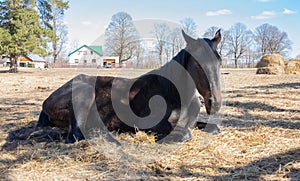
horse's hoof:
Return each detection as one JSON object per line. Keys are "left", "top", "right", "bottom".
{"left": 203, "top": 124, "right": 221, "bottom": 135}
{"left": 156, "top": 131, "right": 191, "bottom": 144}
{"left": 65, "top": 137, "right": 76, "bottom": 144}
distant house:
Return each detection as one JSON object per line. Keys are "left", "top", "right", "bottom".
{"left": 68, "top": 45, "right": 103, "bottom": 65}
{"left": 19, "top": 54, "right": 47, "bottom": 69}
{"left": 102, "top": 56, "right": 120, "bottom": 68}
{"left": 68, "top": 45, "right": 120, "bottom": 68}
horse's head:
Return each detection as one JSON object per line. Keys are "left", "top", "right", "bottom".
{"left": 183, "top": 30, "right": 222, "bottom": 115}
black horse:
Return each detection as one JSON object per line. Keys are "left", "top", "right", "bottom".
{"left": 37, "top": 30, "right": 222, "bottom": 144}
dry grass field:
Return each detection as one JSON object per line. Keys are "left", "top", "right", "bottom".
{"left": 0, "top": 67, "right": 299, "bottom": 180}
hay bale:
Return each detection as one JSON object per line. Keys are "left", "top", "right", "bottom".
{"left": 256, "top": 54, "right": 285, "bottom": 74}
{"left": 285, "top": 58, "right": 300, "bottom": 74}
{"left": 256, "top": 66, "right": 284, "bottom": 75}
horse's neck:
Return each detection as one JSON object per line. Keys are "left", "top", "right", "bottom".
{"left": 152, "top": 49, "right": 194, "bottom": 102}
{"left": 169, "top": 49, "right": 188, "bottom": 68}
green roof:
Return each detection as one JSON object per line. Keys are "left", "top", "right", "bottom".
{"left": 68, "top": 45, "right": 103, "bottom": 56}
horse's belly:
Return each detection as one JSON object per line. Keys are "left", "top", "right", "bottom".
{"left": 49, "top": 109, "right": 70, "bottom": 127}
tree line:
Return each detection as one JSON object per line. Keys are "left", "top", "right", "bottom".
{"left": 0, "top": 0, "right": 69, "bottom": 72}
{"left": 105, "top": 12, "right": 293, "bottom": 68}
{"left": 0, "top": 6, "right": 294, "bottom": 71}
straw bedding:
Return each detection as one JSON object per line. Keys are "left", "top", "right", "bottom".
{"left": 0, "top": 68, "right": 299, "bottom": 180}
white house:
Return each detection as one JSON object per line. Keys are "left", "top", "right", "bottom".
{"left": 68, "top": 45, "right": 120, "bottom": 67}
{"left": 68, "top": 45, "right": 103, "bottom": 65}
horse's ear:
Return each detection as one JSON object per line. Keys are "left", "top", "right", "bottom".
{"left": 211, "top": 29, "right": 221, "bottom": 49}
{"left": 182, "top": 30, "right": 196, "bottom": 44}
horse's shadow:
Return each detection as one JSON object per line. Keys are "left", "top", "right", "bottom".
{"left": 2, "top": 121, "right": 68, "bottom": 151}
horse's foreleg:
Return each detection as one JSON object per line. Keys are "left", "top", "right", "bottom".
{"left": 195, "top": 122, "right": 220, "bottom": 135}
{"left": 157, "top": 126, "right": 192, "bottom": 143}
{"left": 185, "top": 96, "right": 201, "bottom": 128}
{"left": 190, "top": 96, "right": 221, "bottom": 135}
{"left": 155, "top": 109, "right": 193, "bottom": 143}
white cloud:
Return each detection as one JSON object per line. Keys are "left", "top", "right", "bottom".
{"left": 283, "top": 8, "right": 296, "bottom": 15}
{"left": 81, "top": 21, "right": 92, "bottom": 26}
{"left": 251, "top": 11, "right": 276, "bottom": 20}
{"left": 206, "top": 9, "right": 232, "bottom": 16}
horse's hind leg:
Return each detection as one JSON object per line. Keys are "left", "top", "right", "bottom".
{"left": 65, "top": 108, "right": 84, "bottom": 143}
{"left": 65, "top": 85, "right": 95, "bottom": 144}
{"left": 36, "top": 110, "right": 52, "bottom": 128}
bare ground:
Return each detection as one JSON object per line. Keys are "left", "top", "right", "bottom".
{"left": 0, "top": 67, "right": 299, "bottom": 180}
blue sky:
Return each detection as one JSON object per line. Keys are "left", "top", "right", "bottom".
{"left": 64, "top": 0, "right": 300, "bottom": 57}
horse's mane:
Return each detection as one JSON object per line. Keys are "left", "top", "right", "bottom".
{"left": 150, "top": 49, "right": 193, "bottom": 104}
{"left": 172, "top": 49, "right": 190, "bottom": 69}
{"left": 127, "top": 47, "right": 202, "bottom": 120}
{"left": 133, "top": 48, "right": 197, "bottom": 106}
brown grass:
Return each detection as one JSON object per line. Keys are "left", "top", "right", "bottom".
{"left": 0, "top": 67, "right": 299, "bottom": 180}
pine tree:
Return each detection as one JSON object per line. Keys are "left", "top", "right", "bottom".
{"left": 0, "top": 0, "right": 48, "bottom": 72}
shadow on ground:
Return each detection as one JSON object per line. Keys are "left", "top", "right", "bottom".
{"left": 146, "top": 148, "right": 300, "bottom": 180}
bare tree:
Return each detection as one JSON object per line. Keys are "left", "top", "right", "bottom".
{"left": 135, "top": 41, "right": 144, "bottom": 68}
{"left": 254, "top": 23, "right": 292, "bottom": 57}
{"left": 152, "top": 23, "right": 171, "bottom": 65}
{"left": 49, "top": 23, "right": 68, "bottom": 62}
{"left": 226, "top": 23, "right": 253, "bottom": 68}
{"left": 203, "top": 26, "right": 219, "bottom": 39}
{"left": 104, "top": 12, "right": 140, "bottom": 62}
{"left": 180, "top": 18, "right": 197, "bottom": 38}
{"left": 69, "top": 39, "right": 80, "bottom": 51}
{"left": 244, "top": 47, "right": 259, "bottom": 68}
{"left": 168, "top": 27, "right": 185, "bottom": 58}
{"left": 37, "top": 0, "right": 69, "bottom": 63}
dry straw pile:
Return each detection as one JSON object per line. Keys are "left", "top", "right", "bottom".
{"left": 256, "top": 53, "right": 285, "bottom": 74}
{"left": 285, "top": 58, "right": 300, "bottom": 74}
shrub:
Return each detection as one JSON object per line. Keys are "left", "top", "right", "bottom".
{"left": 27, "top": 63, "right": 35, "bottom": 68}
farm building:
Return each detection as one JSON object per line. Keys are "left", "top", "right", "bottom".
{"left": 67, "top": 45, "right": 119, "bottom": 68}
{"left": 19, "top": 54, "right": 47, "bottom": 69}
